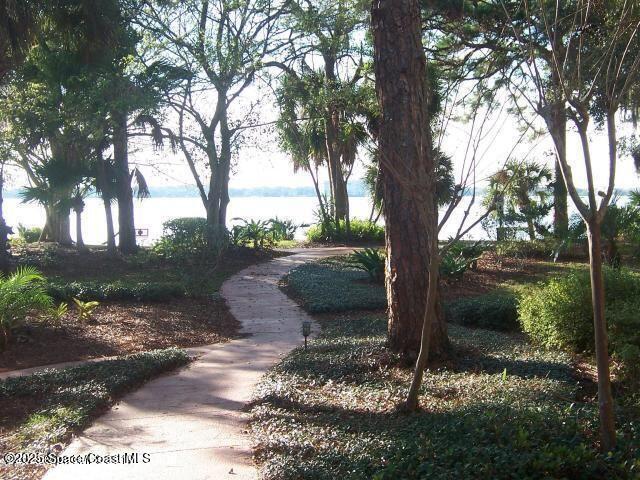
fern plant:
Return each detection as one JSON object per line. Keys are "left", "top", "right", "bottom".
{"left": 72, "top": 297, "right": 100, "bottom": 322}
{"left": 0, "top": 266, "right": 53, "bottom": 348}
{"left": 348, "top": 248, "right": 385, "bottom": 283}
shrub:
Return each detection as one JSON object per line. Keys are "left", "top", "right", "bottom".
{"left": 347, "top": 248, "right": 385, "bottom": 283}
{"left": 47, "top": 279, "right": 185, "bottom": 302}
{"left": 306, "top": 219, "right": 384, "bottom": 243}
{"left": 445, "top": 294, "right": 519, "bottom": 331}
{"left": 495, "top": 238, "right": 557, "bottom": 259}
{"left": 230, "top": 218, "right": 275, "bottom": 250}
{"left": 519, "top": 268, "right": 640, "bottom": 353}
{"left": 72, "top": 297, "right": 100, "bottom": 322}
{"left": 0, "top": 266, "right": 53, "bottom": 346}
{"left": 439, "top": 251, "right": 471, "bottom": 281}
{"left": 153, "top": 217, "right": 228, "bottom": 262}
{"left": 16, "top": 224, "right": 42, "bottom": 243}
{"left": 268, "top": 217, "right": 300, "bottom": 241}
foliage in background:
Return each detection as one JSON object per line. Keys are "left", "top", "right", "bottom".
{"left": 558, "top": 197, "right": 640, "bottom": 265}
{"left": 0, "top": 266, "right": 52, "bottom": 347}
{"left": 439, "top": 240, "right": 489, "bottom": 282}
{"left": 0, "top": 349, "right": 189, "bottom": 454}
{"left": 347, "top": 248, "right": 385, "bottom": 283}
{"left": 483, "top": 160, "right": 553, "bottom": 241}
{"left": 306, "top": 218, "right": 384, "bottom": 244}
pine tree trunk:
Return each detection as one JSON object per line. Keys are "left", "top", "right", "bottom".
{"left": 371, "top": 0, "right": 448, "bottom": 361}
{"left": 113, "top": 109, "right": 137, "bottom": 255}
{"left": 586, "top": 221, "right": 616, "bottom": 450}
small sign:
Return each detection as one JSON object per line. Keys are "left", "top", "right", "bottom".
{"left": 136, "top": 228, "right": 149, "bottom": 237}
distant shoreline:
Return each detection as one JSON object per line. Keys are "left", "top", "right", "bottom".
{"left": 3, "top": 184, "right": 636, "bottom": 199}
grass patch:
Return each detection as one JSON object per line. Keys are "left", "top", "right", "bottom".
{"left": 251, "top": 315, "right": 639, "bottom": 479}
{"left": 283, "top": 257, "right": 386, "bottom": 313}
{"left": 0, "top": 348, "right": 190, "bottom": 454}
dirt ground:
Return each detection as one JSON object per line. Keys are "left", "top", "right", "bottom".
{"left": 0, "top": 297, "right": 239, "bottom": 371}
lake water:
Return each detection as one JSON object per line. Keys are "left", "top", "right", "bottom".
{"left": 1, "top": 195, "right": 557, "bottom": 246}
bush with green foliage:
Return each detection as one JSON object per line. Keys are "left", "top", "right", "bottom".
{"left": 306, "top": 218, "right": 384, "bottom": 243}
{"left": 347, "top": 248, "right": 385, "bottom": 282}
{"left": 47, "top": 279, "right": 185, "bottom": 302}
{"left": 0, "top": 266, "right": 53, "bottom": 346}
{"left": 16, "top": 224, "right": 42, "bottom": 243}
{"left": 0, "top": 349, "right": 189, "bottom": 451}
{"left": 153, "top": 217, "right": 228, "bottom": 262}
{"left": 519, "top": 268, "right": 640, "bottom": 381}
{"left": 446, "top": 294, "right": 519, "bottom": 331}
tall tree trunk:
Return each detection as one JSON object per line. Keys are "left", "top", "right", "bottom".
{"left": 526, "top": 217, "right": 536, "bottom": 241}
{"left": 218, "top": 117, "right": 232, "bottom": 227}
{"left": 75, "top": 208, "right": 85, "bottom": 251}
{"left": 371, "top": 0, "right": 448, "bottom": 361}
{"left": 324, "top": 55, "right": 348, "bottom": 224}
{"left": 586, "top": 220, "right": 616, "bottom": 451}
{"left": 103, "top": 198, "right": 116, "bottom": 254}
{"left": 41, "top": 204, "right": 73, "bottom": 245}
{"left": 113, "top": 109, "right": 137, "bottom": 254}
{"left": 0, "top": 169, "right": 11, "bottom": 273}
{"left": 547, "top": 101, "right": 569, "bottom": 237}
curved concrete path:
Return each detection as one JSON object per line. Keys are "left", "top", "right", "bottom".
{"left": 42, "top": 247, "right": 350, "bottom": 480}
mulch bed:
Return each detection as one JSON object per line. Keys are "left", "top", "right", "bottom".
{"left": 0, "top": 297, "right": 239, "bottom": 372}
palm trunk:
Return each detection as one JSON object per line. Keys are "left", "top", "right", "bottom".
{"left": 113, "top": 109, "right": 137, "bottom": 254}
{"left": 0, "top": 169, "right": 11, "bottom": 273}
{"left": 545, "top": 96, "right": 569, "bottom": 237}
{"left": 372, "top": 0, "right": 448, "bottom": 361}
{"left": 75, "top": 208, "right": 85, "bottom": 251}
{"left": 42, "top": 204, "right": 73, "bottom": 245}
{"left": 586, "top": 221, "right": 616, "bottom": 451}
{"left": 103, "top": 198, "right": 116, "bottom": 254}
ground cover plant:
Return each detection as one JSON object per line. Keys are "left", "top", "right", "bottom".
{"left": 0, "top": 348, "right": 190, "bottom": 480}
{"left": 0, "top": 241, "right": 264, "bottom": 370}
{"left": 283, "top": 256, "right": 386, "bottom": 313}
{"left": 251, "top": 314, "right": 640, "bottom": 480}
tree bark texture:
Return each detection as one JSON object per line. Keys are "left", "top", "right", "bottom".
{"left": 586, "top": 221, "right": 617, "bottom": 451}
{"left": 371, "top": 0, "right": 448, "bottom": 360}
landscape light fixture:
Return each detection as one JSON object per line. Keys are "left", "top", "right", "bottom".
{"left": 302, "top": 321, "right": 311, "bottom": 349}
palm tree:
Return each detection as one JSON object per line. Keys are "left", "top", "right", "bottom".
{"left": 0, "top": 266, "right": 52, "bottom": 349}
{"left": 486, "top": 160, "right": 553, "bottom": 240}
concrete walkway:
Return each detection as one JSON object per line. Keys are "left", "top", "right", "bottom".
{"left": 42, "top": 247, "right": 350, "bottom": 480}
